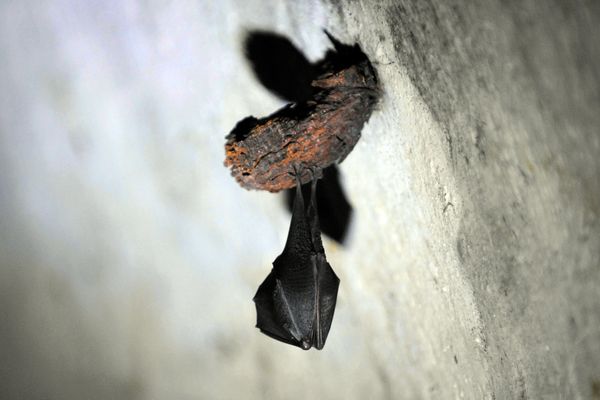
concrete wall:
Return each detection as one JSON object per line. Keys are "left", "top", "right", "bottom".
{"left": 1, "top": 0, "right": 598, "bottom": 399}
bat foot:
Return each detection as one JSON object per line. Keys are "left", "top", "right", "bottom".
{"left": 288, "top": 163, "right": 323, "bottom": 188}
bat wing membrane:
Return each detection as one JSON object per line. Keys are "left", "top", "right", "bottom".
{"left": 313, "top": 256, "right": 340, "bottom": 349}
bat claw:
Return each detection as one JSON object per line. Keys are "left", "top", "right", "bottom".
{"left": 288, "top": 163, "right": 322, "bottom": 188}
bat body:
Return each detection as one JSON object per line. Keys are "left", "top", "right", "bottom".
{"left": 253, "top": 174, "right": 340, "bottom": 350}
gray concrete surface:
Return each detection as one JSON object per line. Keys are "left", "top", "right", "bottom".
{"left": 1, "top": 0, "right": 599, "bottom": 399}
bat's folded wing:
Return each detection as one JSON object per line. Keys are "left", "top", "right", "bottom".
{"left": 314, "top": 258, "right": 340, "bottom": 349}
{"left": 253, "top": 271, "right": 300, "bottom": 347}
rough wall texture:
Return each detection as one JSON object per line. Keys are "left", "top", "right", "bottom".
{"left": 1, "top": 1, "right": 599, "bottom": 399}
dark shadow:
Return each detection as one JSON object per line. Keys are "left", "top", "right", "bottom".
{"left": 284, "top": 165, "right": 352, "bottom": 244}
{"left": 244, "top": 31, "right": 316, "bottom": 103}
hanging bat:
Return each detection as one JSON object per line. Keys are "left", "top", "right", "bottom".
{"left": 253, "top": 170, "right": 340, "bottom": 350}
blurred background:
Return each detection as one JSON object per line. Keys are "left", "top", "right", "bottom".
{"left": 1, "top": 1, "right": 599, "bottom": 399}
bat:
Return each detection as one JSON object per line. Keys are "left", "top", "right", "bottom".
{"left": 253, "top": 170, "right": 340, "bottom": 350}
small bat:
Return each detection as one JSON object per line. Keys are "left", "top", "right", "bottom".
{"left": 253, "top": 170, "right": 340, "bottom": 350}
